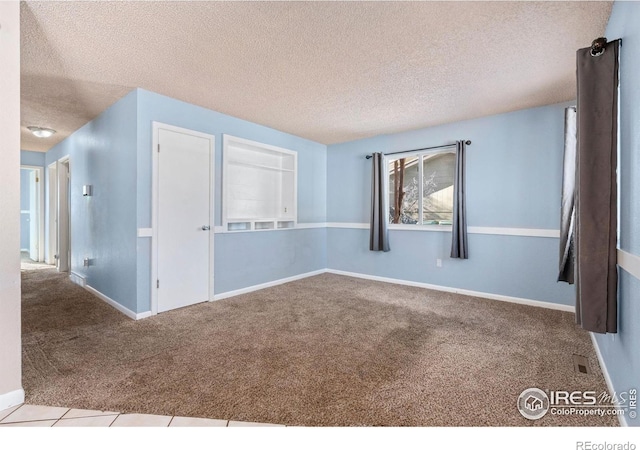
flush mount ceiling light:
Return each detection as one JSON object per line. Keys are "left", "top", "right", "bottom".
{"left": 27, "top": 126, "right": 56, "bottom": 138}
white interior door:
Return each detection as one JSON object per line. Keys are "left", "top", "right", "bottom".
{"left": 157, "top": 128, "right": 212, "bottom": 313}
{"left": 28, "top": 170, "right": 38, "bottom": 260}
{"left": 57, "top": 160, "right": 70, "bottom": 272}
{"left": 47, "top": 162, "right": 58, "bottom": 265}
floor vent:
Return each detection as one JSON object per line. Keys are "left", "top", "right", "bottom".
{"left": 572, "top": 354, "right": 590, "bottom": 375}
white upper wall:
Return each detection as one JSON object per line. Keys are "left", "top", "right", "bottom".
{"left": 0, "top": 0, "right": 24, "bottom": 409}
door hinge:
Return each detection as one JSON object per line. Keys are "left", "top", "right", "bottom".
{"left": 157, "top": 279, "right": 160, "bottom": 288}
{"left": 157, "top": 144, "right": 160, "bottom": 153}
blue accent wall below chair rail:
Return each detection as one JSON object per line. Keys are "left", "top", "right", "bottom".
{"left": 134, "top": 88, "right": 328, "bottom": 313}
{"left": 327, "top": 228, "right": 573, "bottom": 306}
{"left": 41, "top": 88, "right": 328, "bottom": 314}
{"left": 214, "top": 228, "right": 327, "bottom": 295}
{"left": 326, "top": 101, "right": 576, "bottom": 306}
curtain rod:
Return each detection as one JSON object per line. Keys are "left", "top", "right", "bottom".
{"left": 365, "top": 140, "right": 471, "bottom": 159}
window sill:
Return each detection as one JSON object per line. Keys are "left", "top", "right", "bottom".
{"left": 388, "top": 224, "right": 452, "bottom": 232}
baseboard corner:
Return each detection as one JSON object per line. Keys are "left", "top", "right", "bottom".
{"left": 589, "top": 333, "right": 628, "bottom": 427}
{"left": 0, "top": 388, "right": 24, "bottom": 412}
{"left": 136, "top": 311, "right": 153, "bottom": 320}
{"left": 84, "top": 284, "right": 139, "bottom": 321}
{"left": 69, "top": 271, "right": 86, "bottom": 287}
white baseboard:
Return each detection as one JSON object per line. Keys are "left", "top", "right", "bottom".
{"left": 213, "top": 267, "right": 573, "bottom": 313}
{"left": 326, "top": 269, "right": 575, "bottom": 313}
{"left": 70, "top": 263, "right": 575, "bottom": 319}
{"left": 213, "top": 269, "right": 326, "bottom": 301}
{"left": 0, "top": 388, "right": 24, "bottom": 412}
{"left": 67, "top": 277, "right": 150, "bottom": 321}
{"left": 589, "top": 333, "right": 628, "bottom": 427}
{"left": 69, "top": 271, "right": 86, "bottom": 287}
{"left": 85, "top": 285, "right": 151, "bottom": 321}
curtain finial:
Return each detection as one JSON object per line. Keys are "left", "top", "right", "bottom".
{"left": 590, "top": 37, "right": 607, "bottom": 57}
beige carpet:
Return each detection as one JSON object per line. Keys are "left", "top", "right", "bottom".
{"left": 20, "top": 251, "right": 53, "bottom": 271}
{"left": 21, "top": 268, "right": 617, "bottom": 426}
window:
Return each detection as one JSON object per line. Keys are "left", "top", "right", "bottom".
{"left": 388, "top": 150, "right": 456, "bottom": 225}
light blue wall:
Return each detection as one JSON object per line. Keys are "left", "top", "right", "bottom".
{"left": 327, "top": 101, "right": 575, "bottom": 305}
{"left": 328, "top": 101, "right": 572, "bottom": 228}
{"left": 593, "top": 0, "right": 640, "bottom": 427}
{"left": 328, "top": 229, "right": 572, "bottom": 305}
{"left": 134, "top": 89, "right": 327, "bottom": 310}
{"left": 41, "top": 88, "right": 327, "bottom": 314}
{"left": 20, "top": 169, "right": 30, "bottom": 251}
{"left": 20, "top": 152, "right": 45, "bottom": 254}
{"left": 20, "top": 151, "right": 45, "bottom": 257}
{"left": 45, "top": 90, "right": 139, "bottom": 313}
{"left": 20, "top": 150, "right": 45, "bottom": 167}
{"left": 215, "top": 228, "right": 326, "bottom": 294}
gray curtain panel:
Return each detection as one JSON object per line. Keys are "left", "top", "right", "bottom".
{"left": 575, "top": 39, "right": 619, "bottom": 334}
{"left": 558, "top": 106, "right": 577, "bottom": 283}
{"left": 370, "top": 152, "right": 390, "bottom": 252}
{"left": 450, "top": 140, "right": 468, "bottom": 259}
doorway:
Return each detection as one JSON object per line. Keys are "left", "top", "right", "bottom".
{"left": 20, "top": 165, "right": 45, "bottom": 263}
{"left": 151, "top": 123, "right": 215, "bottom": 314}
{"left": 56, "top": 157, "right": 71, "bottom": 273}
{"left": 47, "top": 161, "right": 57, "bottom": 265}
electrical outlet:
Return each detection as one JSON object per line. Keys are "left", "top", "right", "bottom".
{"left": 436, "top": 259, "right": 442, "bottom": 268}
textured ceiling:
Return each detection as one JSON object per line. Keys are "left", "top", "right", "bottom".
{"left": 21, "top": 1, "right": 612, "bottom": 151}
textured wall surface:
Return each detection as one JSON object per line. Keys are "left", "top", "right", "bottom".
{"left": 594, "top": 0, "right": 640, "bottom": 427}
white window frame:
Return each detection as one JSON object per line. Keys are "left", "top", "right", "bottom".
{"left": 386, "top": 147, "right": 456, "bottom": 230}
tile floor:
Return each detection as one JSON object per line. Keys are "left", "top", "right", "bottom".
{"left": 0, "top": 404, "right": 285, "bottom": 427}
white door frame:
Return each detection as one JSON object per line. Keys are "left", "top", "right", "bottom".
{"left": 20, "top": 165, "right": 45, "bottom": 262}
{"left": 57, "top": 156, "right": 71, "bottom": 272}
{"left": 47, "top": 161, "right": 57, "bottom": 265}
{"left": 151, "top": 122, "right": 215, "bottom": 315}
